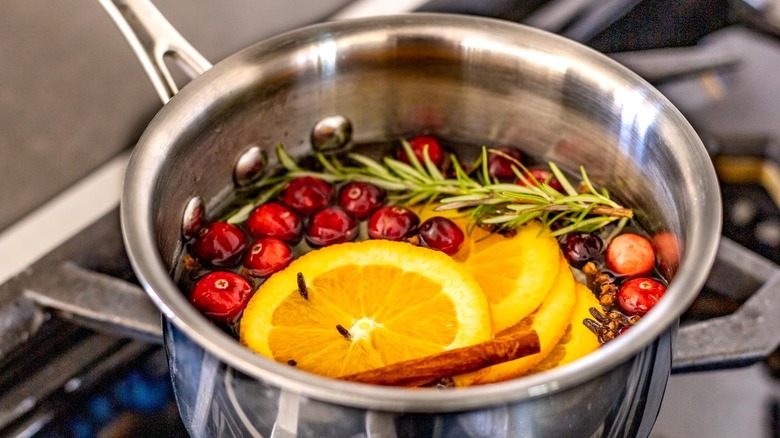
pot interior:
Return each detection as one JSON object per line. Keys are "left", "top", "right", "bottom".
{"left": 123, "top": 13, "right": 721, "bottom": 410}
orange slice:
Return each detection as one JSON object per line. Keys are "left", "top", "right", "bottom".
{"left": 529, "top": 282, "right": 601, "bottom": 373}
{"left": 239, "top": 240, "right": 491, "bottom": 379}
{"left": 453, "top": 254, "right": 577, "bottom": 386}
{"left": 417, "top": 207, "right": 560, "bottom": 332}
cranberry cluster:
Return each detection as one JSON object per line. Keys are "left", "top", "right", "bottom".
{"left": 185, "top": 136, "right": 473, "bottom": 325}
{"left": 561, "top": 231, "right": 667, "bottom": 318}
{"left": 183, "top": 133, "right": 668, "bottom": 332}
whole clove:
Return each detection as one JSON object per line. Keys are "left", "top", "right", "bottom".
{"left": 296, "top": 272, "right": 308, "bottom": 300}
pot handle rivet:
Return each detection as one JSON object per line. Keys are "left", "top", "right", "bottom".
{"left": 234, "top": 146, "right": 268, "bottom": 187}
{"left": 311, "top": 115, "right": 353, "bottom": 153}
{"left": 182, "top": 196, "right": 205, "bottom": 240}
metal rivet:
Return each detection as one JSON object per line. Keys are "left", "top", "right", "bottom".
{"left": 234, "top": 146, "right": 267, "bottom": 187}
{"left": 182, "top": 196, "right": 205, "bottom": 240}
{"left": 311, "top": 115, "right": 353, "bottom": 153}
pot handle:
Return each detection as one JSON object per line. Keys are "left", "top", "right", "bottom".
{"left": 671, "top": 236, "right": 780, "bottom": 372}
{"left": 97, "top": 0, "right": 212, "bottom": 103}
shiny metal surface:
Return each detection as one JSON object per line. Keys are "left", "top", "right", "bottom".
{"left": 112, "top": 2, "right": 723, "bottom": 435}
{"left": 181, "top": 196, "right": 205, "bottom": 240}
{"left": 233, "top": 146, "right": 268, "bottom": 188}
{"left": 165, "top": 320, "right": 673, "bottom": 437}
{"left": 97, "top": 0, "right": 210, "bottom": 102}
{"left": 310, "top": 115, "right": 354, "bottom": 153}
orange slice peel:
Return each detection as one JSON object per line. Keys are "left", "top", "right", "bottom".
{"left": 417, "top": 207, "right": 561, "bottom": 333}
{"left": 530, "top": 282, "right": 601, "bottom": 373}
{"left": 453, "top": 254, "right": 578, "bottom": 386}
{"left": 239, "top": 240, "right": 492, "bottom": 378}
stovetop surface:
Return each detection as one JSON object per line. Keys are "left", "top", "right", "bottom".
{"left": 2, "top": 1, "right": 779, "bottom": 437}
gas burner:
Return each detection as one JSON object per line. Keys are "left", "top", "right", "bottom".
{"left": 716, "top": 156, "right": 780, "bottom": 265}
{"left": 682, "top": 154, "right": 780, "bottom": 382}
{"left": 0, "top": 319, "right": 183, "bottom": 437}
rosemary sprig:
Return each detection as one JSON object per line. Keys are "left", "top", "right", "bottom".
{"left": 225, "top": 142, "right": 633, "bottom": 236}
{"left": 221, "top": 177, "right": 288, "bottom": 224}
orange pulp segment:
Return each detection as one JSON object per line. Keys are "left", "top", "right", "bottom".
{"left": 239, "top": 240, "right": 491, "bottom": 379}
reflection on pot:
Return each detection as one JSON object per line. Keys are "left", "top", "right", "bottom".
{"left": 166, "top": 320, "right": 674, "bottom": 437}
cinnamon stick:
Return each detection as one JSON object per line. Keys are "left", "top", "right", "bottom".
{"left": 338, "top": 331, "right": 540, "bottom": 387}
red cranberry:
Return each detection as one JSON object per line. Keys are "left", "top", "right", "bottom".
{"left": 245, "top": 202, "right": 302, "bottom": 243}
{"left": 397, "top": 136, "right": 444, "bottom": 168}
{"left": 367, "top": 206, "right": 420, "bottom": 241}
{"left": 190, "top": 271, "right": 253, "bottom": 324}
{"left": 487, "top": 147, "right": 523, "bottom": 182}
{"left": 190, "top": 222, "right": 247, "bottom": 266}
{"left": 562, "top": 232, "right": 604, "bottom": 268}
{"left": 618, "top": 277, "right": 666, "bottom": 316}
{"left": 418, "top": 216, "right": 465, "bottom": 256}
{"left": 517, "top": 168, "right": 564, "bottom": 192}
{"left": 244, "top": 237, "right": 293, "bottom": 277}
{"left": 305, "top": 206, "right": 358, "bottom": 247}
{"left": 606, "top": 233, "right": 656, "bottom": 276}
{"left": 279, "top": 176, "right": 333, "bottom": 215}
{"left": 337, "top": 182, "right": 386, "bottom": 220}
{"left": 444, "top": 158, "right": 470, "bottom": 179}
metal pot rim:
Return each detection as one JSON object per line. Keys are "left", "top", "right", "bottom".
{"left": 121, "top": 13, "right": 721, "bottom": 412}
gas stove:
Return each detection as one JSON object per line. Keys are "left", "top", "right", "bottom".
{"left": 1, "top": 1, "right": 779, "bottom": 437}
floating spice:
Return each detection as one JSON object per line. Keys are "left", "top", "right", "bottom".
{"left": 583, "top": 307, "right": 639, "bottom": 344}
{"left": 339, "top": 330, "right": 540, "bottom": 387}
{"left": 336, "top": 324, "right": 352, "bottom": 340}
{"left": 581, "top": 261, "right": 641, "bottom": 344}
{"left": 296, "top": 272, "right": 308, "bottom": 300}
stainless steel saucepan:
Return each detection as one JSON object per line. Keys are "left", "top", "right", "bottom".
{"left": 99, "top": 0, "right": 779, "bottom": 436}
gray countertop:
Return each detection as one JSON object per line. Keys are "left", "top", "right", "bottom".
{"left": 0, "top": 0, "right": 350, "bottom": 232}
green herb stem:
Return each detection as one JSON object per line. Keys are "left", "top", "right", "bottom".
{"left": 224, "top": 142, "right": 633, "bottom": 236}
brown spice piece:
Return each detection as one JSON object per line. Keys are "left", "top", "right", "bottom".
{"left": 339, "top": 331, "right": 541, "bottom": 387}
{"left": 336, "top": 324, "right": 352, "bottom": 340}
{"left": 599, "top": 283, "right": 617, "bottom": 307}
{"left": 582, "top": 261, "right": 617, "bottom": 306}
{"left": 296, "top": 272, "right": 308, "bottom": 300}
{"left": 478, "top": 223, "right": 517, "bottom": 238}
{"left": 580, "top": 262, "right": 642, "bottom": 344}
{"left": 404, "top": 234, "right": 421, "bottom": 246}
{"left": 181, "top": 254, "right": 199, "bottom": 271}
{"left": 582, "top": 261, "right": 600, "bottom": 277}
{"left": 607, "top": 310, "right": 640, "bottom": 326}
{"left": 583, "top": 306, "right": 638, "bottom": 344}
